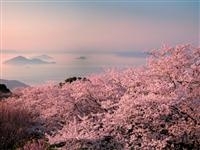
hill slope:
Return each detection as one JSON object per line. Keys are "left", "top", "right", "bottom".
{"left": 0, "top": 79, "right": 29, "bottom": 90}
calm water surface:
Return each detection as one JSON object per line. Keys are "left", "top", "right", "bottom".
{"left": 2, "top": 53, "right": 146, "bottom": 85}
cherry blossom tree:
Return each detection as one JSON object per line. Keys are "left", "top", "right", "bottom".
{"left": 3, "top": 44, "right": 199, "bottom": 149}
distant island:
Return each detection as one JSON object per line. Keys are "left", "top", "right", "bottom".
{"left": 32, "top": 54, "right": 54, "bottom": 60}
{"left": 4, "top": 56, "right": 56, "bottom": 65}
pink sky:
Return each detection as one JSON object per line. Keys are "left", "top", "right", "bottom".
{"left": 1, "top": 1, "right": 199, "bottom": 53}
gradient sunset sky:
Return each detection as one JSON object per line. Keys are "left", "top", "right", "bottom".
{"left": 1, "top": 0, "right": 199, "bottom": 54}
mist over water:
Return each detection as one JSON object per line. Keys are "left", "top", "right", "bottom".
{"left": 2, "top": 53, "right": 146, "bottom": 85}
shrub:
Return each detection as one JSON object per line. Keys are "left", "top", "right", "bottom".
{"left": 0, "top": 102, "right": 33, "bottom": 149}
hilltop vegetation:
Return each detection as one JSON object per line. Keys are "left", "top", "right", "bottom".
{"left": 0, "top": 44, "right": 199, "bottom": 149}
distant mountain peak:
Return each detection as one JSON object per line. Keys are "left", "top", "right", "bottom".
{"left": 14, "top": 56, "right": 27, "bottom": 59}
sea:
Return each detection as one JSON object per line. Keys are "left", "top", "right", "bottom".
{"left": 1, "top": 52, "right": 146, "bottom": 85}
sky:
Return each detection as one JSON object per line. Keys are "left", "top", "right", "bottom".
{"left": 1, "top": 0, "right": 199, "bottom": 54}
{"left": 0, "top": 0, "right": 199, "bottom": 84}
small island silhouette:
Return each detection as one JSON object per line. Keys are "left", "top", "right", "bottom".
{"left": 4, "top": 56, "right": 56, "bottom": 65}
